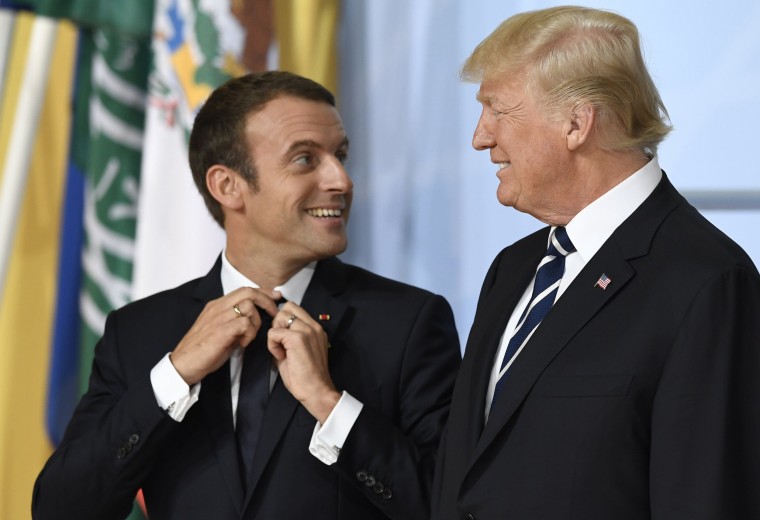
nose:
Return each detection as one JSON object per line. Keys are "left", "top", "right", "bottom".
{"left": 472, "top": 109, "right": 495, "bottom": 151}
{"left": 322, "top": 157, "right": 353, "bottom": 193}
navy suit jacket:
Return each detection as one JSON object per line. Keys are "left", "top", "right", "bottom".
{"left": 432, "top": 175, "right": 760, "bottom": 519}
{"left": 34, "top": 256, "right": 460, "bottom": 520}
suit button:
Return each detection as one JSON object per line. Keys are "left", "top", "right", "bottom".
{"left": 381, "top": 487, "right": 392, "bottom": 500}
{"left": 356, "top": 471, "right": 368, "bottom": 483}
{"left": 463, "top": 514, "right": 476, "bottom": 520}
{"left": 372, "top": 481, "right": 384, "bottom": 494}
{"left": 365, "top": 475, "right": 376, "bottom": 487}
{"left": 128, "top": 434, "right": 140, "bottom": 445}
{"left": 116, "top": 446, "right": 129, "bottom": 459}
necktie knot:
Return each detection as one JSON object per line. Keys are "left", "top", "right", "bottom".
{"left": 547, "top": 226, "right": 575, "bottom": 258}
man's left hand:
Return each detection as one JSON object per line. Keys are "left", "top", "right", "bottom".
{"left": 268, "top": 302, "right": 341, "bottom": 424}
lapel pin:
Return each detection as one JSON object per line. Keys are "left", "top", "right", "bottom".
{"left": 318, "top": 314, "right": 331, "bottom": 321}
{"left": 594, "top": 273, "right": 612, "bottom": 290}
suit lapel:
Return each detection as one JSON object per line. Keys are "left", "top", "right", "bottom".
{"left": 456, "top": 232, "right": 547, "bottom": 452}
{"left": 299, "top": 257, "right": 349, "bottom": 345}
{"left": 473, "top": 246, "right": 634, "bottom": 462}
{"left": 438, "top": 231, "right": 547, "bottom": 500}
{"left": 465, "top": 174, "right": 682, "bottom": 479}
{"left": 240, "top": 257, "right": 349, "bottom": 509}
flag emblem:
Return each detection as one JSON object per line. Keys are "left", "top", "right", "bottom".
{"left": 594, "top": 273, "right": 612, "bottom": 290}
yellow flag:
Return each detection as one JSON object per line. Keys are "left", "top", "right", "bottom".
{"left": 0, "top": 12, "right": 77, "bottom": 519}
{"left": 275, "top": 0, "right": 340, "bottom": 97}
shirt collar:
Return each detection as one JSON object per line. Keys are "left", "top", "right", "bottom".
{"left": 564, "top": 156, "right": 662, "bottom": 262}
{"left": 220, "top": 250, "right": 316, "bottom": 305}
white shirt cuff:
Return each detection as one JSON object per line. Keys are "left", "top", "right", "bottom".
{"left": 150, "top": 352, "right": 200, "bottom": 421}
{"left": 308, "top": 391, "right": 363, "bottom": 465}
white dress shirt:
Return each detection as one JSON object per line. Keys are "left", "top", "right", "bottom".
{"left": 484, "top": 157, "right": 663, "bottom": 419}
{"left": 150, "top": 252, "right": 363, "bottom": 465}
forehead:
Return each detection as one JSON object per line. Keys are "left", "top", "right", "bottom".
{"left": 245, "top": 96, "right": 347, "bottom": 150}
{"left": 476, "top": 72, "right": 528, "bottom": 107}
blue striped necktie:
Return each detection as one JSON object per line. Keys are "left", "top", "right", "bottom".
{"left": 490, "top": 226, "right": 576, "bottom": 409}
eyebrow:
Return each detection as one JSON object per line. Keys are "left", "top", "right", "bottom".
{"left": 475, "top": 92, "right": 493, "bottom": 106}
{"left": 285, "top": 137, "right": 350, "bottom": 155}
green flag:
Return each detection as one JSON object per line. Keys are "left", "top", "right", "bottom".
{"left": 18, "top": 0, "right": 154, "bottom": 38}
{"left": 23, "top": 1, "right": 154, "bottom": 518}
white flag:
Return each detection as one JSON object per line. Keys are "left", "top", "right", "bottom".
{"left": 132, "top": 0, "right": 249, "bottom": 299}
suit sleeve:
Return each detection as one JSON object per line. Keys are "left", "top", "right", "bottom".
{"left": 32, "top": 311, "right": 179, "bottom": 520}
{"left": 332, "top": 294, "right": 461, "bottom": 520}
{"left": 650, "top": 266, "right": 760, "bottom": 519}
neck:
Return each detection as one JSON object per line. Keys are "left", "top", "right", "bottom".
{"left": 225, "top": 244, "right": 306, "bottom": 290}
{"left": 541, "top": 149, "right": 650, "bottom": 226}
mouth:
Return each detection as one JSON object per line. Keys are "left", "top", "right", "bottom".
{"left": 496, "top": 161, "right": 511, "bottom": 171}
{"left": 307, "top": 208, "right": 344, "bottom": 218}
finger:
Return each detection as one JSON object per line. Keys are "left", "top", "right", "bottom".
{"left": 231, "top": 299, "right": 259, "bottom": 323}
{"left": 229, "top": 312, "right": 258, "bottom": 347}
{"left": 285, "top": 313, "right": 300, "bottom": 331}
{"left": 242, "top": 288, "right": 282, "bottom": 318}
{"left": 275, "top": 302, "right": 317, "bottom": 330}
{"left": 220, "top": 287, "right": 280, "bottom": 324}
{"left": 267, "top": 328, "right": 288, "bottom": 360}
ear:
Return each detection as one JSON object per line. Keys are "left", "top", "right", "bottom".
{"left": 206, "top": 165, "right": 244, "bottom": 212}
{"left": 566, "top": 103, "right": 596, "bottom": 151}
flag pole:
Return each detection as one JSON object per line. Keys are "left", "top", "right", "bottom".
{"left": 0, "top": 15, "right": 57, "bottom": 303}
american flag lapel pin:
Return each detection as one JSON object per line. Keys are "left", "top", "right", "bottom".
{"left": 594, "top": 273, "right": 612, "bottom": 290}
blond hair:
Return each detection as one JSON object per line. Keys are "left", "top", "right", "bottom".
{"left": 462, "top": 6, "right": 672, "bottom": 154}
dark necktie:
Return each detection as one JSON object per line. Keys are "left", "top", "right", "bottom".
{"left": 490, "top": 227, "right": 576, "bottom": 410}
{"left": 236, "top": 309, "right": 275, "bottom": 487}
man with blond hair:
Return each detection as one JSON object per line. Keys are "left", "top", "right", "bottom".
{"left": 432, "top": 6, "right": 760, "bottom": 519}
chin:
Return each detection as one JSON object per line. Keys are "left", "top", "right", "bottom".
{"left": 330, "top": 240, "right": 349, "bottom": 257}
{"left": 314, "top": 239, "right": 348, "bottom": 260}
{"left": 496, "top": 193, "right": 517, "bottom": 208}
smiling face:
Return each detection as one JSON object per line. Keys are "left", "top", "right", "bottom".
{"left": 473, "top": 73, "right": 581, "bottom": 224}
{"left": 235, "top": 96, "right": 352, "bottom": 271}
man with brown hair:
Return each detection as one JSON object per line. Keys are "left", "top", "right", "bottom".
{"left": 34, "top": 71, "right": 460, "bottom": 520}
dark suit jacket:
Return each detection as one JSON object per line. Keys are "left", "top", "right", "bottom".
{"left": 432, "top": 175, "right": 760, "bottom": 520}
{"left": 33, "top": 257, "right": 460, "bottom": 520}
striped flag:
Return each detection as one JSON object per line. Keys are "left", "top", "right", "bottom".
{"left": 18, "top": 3, "right": 156, "bottom": 519}
{"left": 0, "top": 9, "right": 77, "bottom": 518}
{"left": 76, "top": 27, "right": 151, "bottom": 385}
{"left": 595, "top": 273, "right": 612, "bottom": 290}
{"left": 68, "top": 24, "right": 153, "bottom": 520}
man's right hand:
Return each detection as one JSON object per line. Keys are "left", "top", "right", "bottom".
{"left": 170, "top": 287, "right": 282, "bottom": 385}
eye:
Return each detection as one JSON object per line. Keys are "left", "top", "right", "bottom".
{"left": 336, "top": 150, "right": 348, "bottom": 165}
{"left": 294, "top": 154, "right": 313, "bottom": 166}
